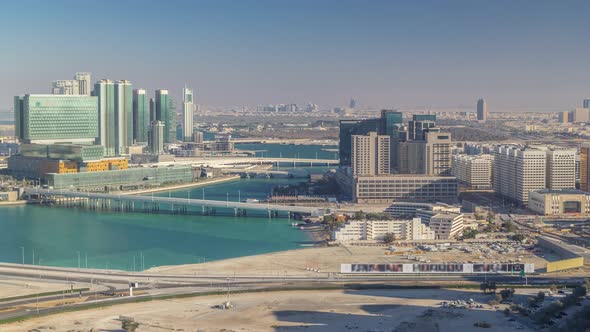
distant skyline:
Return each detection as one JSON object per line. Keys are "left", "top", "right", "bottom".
{"left": 1, "top": 0, "right": 590, "bottom": 111}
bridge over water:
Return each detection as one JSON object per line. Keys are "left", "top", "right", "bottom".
{"left": 24, "top": 188, "right": 328, "bottom": 218}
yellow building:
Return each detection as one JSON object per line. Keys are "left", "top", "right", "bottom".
{"left": 81, "top": 158, "right": 128, "bottom": 172}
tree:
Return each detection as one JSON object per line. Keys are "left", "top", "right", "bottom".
{"left": 382, "top": 232, "right": 396, "bottom": 244}
{"left": 353, "top": 210, "right": 366, "bottom": 220}
{"left": 487, "top": 211, "right": 495, "bottom": 223}
{"left": 323, "top": 215, "right": 334, "bottom": 223}
{"left": 121, "top": 319, "right": 139, "bottom": 332}
{"left": 503, "top": 221, "right": 516, "bottom": 232}
{"left": 500, "top": 288, "right": 515, "bottom": 301}
{"left": 535, "top": 291, "right": 545, "bottom": 303}
{"left": 510, "top": 233, "right": 526, "bottom": 242}
{"left": 573, "top": 285, "right": 587, "bottom": 298}
{"left": 463, "top": 229, "right": 478, "bottom": 239}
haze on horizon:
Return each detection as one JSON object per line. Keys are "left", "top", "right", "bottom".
{"left": 1, "top": 0, "right": 589, "bottom": 111}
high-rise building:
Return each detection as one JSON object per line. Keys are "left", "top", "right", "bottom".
{"left": 114, "top": 80, "right": 133, "bottom": 155}
{"left": 192, "top": 131, "right": 204, "bottom": 144}
{"left": 583, "top": 99, "right": 590, "bottom": 109}
{"left": 74, "top": 72, "right": 92, "bottom": 96}
{"left": 351, "top": 132, "right": 390, "bottom": 176}
{"left": 14, "top": 94, "right": 98, "bottom": 144}
{"left": 398, "top": 131, "right": 452, "bottom": 176}
{"left": 451, "top": 154, "right": 493, "bottom": 189}
{"left": 51, "top": 80, "right": 79, "bottom": 95}
{"left": 477, "top": 98, "right": 488, "bottom": 121}
{"left": 149, "top": 121, "right": 164, "bottom": 154}
{"left": 408, "top": 114, "right": 436, "bottom": 141}
{"left": 182, "top": 87, "right": 194, "bottom": 141}
{"left": 155, "top": 90, "right": 176, "bottom": 143}
{"left": 339, "top": 119, "right": 381, "bottom": 167}
{"left": 558, "top": 111, "right": 570, "bottom": 124}
{"left": 580, "top": 144, "right": 590, "bottom": 192}
{"left": 570, "top": 108, "right": 590, "bottom": 123}
{"left": 149, "top": 98, "right": 156, "bottom": 123}
{"left": 132, "top": 89, "right": 149, "bottom": 143}
{"left": 94, "top": 79, "right": 115, "bottom": 156}
{"left": 544, "top": 147, "right": 576, "bottom": 190}
{"left": 349, "top": 98, "right": 357, "bottom": 109}
{"left": 493, "top": 145, "right": 547, "bottom": 205}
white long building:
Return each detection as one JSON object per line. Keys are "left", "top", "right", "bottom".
{"left": 332, "top": 218, "right": 435, "bottom": 242}
{"left": 384, "top": 202, "right": 464, "bottom": 239}
{"left": 493, "top": 145, "right": 547, "bottom": 205}
{"left": 182, "top": 87, "right": 194, "bottom": 142}
{"left": 451, "top": 154, "right": 493, "bottom": 189}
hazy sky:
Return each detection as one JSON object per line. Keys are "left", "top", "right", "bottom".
{"left": 1, "top": 0, "right": 589, "bottom": 111}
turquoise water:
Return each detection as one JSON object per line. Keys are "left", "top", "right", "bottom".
{"left": 235, "top": 143, "right": 338, "bottom": 160}
{"left": 0, "top": 177, "right": 314, "bottom": 271}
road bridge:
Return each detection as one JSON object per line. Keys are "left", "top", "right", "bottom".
{"left": 24, "top": 188, "right": 328, "bottom": 218}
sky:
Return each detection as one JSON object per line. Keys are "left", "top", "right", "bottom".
{"left": 1, "top": 0, "right": 590, "bottom": 111}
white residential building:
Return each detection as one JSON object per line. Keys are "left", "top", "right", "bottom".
{"left": 332, "top": 218, "right": 435, "bottom": 242}
{"left": 182, "top": 87, "right": 195, "bottom": 142}
{"left": 544, "top": 147, "right": 576, "bottom": 190}
{"left": 51, "top": 80, "right": 79, "bottom": 95}
{"left": 428, "top": 212, "right": 464, "bottom": 239}
{"left": 493, "top": 145, "right": 547, "bottom": 205}
{"left": 451, "top": 154, "right": 493, "bottom": 189}
{"left": 74, "top": 72, "right": 92, "bottom": 96}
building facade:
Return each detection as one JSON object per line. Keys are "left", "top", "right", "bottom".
{"left": 477, "top": 98, "right": 488, "bottom": 121}
{"left": 351, "top": 131, "right": 390, "bottom": 176}
{"left": 14, "top": 95, "right": 98, "bottom": 144}
{"left": 398, "top": 131, "right": 452, "bottom": 176}
{"left": 545, "top": 147, "right": 576, "bottom": 190}
{"left": 529, "top": 189, "right": 590, "bottom": 215}
{"left": 74, "top": 72, "right": 92, "bottom": 95}
{"left": 493, "top": 145, "right": 547, "bottom": 205}
{"left": 451, "top": 154, "right": 493, "bottom": 189}
{"left": 353, "top": 175, "right": 458, "bottom": 204}
{"left": 150, "top": 120, "right": 165, "bottom": 154}
{"left": 332, "top": 218, "right": 435, "bottom": 242}
{"left": 182, "top": 87, "right": 194, "bottom": 141}
{"left": 133, "top": 89, "right": 149, "bottom": 143}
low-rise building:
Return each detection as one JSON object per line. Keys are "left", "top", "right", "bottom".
{"left": 353, "top": 175, "right": 458, "bottom": 204}
{"left": 528, "top": 189, "right": 590, "bottom": 215}
{"left": 332, "top": 218, "right": 434, "bottom": 242}
{"left": 385, "top": 201, "right": 461, "bottom": 218}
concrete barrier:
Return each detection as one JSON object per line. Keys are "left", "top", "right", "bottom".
{"left": 546, "top": 257, "right": 585, "bottom": 272}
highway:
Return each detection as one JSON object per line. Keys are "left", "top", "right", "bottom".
{"left": 0, "top": 263, "right": 586, "bottom": 322}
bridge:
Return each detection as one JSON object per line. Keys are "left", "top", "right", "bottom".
{"left": 166, "top": 156, "right": 339, "bottom": 168}
{"left": 24, "top": 188, "right": 328, "bottom": 218}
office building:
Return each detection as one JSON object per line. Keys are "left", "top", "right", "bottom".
{"left": 353, "top": 175, "right": 458, "bottom": 204}
{"left": 351, "top": 132, "right": 390, "bottom": 176}
{"left": 477, "top": 98, "right": 488, "bottom": 121}
{"left": 545, "top": 147, "right": 576, "bottom": 190}
{"left": 493, "top": 145, "right": 547, "bottom": 205}
{"left": 451, "top": 154, "right": 493, "bottom": 189}
{"left": 74, "top": 72, "right": 92, "bottom": 95}
{"left": 14, "top": 94, "right": 98, "bottom": 144}
{"left": 155, "top": 89, "right": 176, "bottom": 143}
{"left": 428, "top": 212, "right": 464, "bottom": 239}
{"left": 46, "top": 166, "right": 192, "bottom": 190}
{"left": 150, "top": 120, "right": 165, "bottom": 154}
{"left": 570, "top": 108, "right": 590, "bottom": 123}
{"left": 339, "top": 110, "right": 405, "bottom": 170}
{"left": 192, "top": 131, "right": 204, "bottom": 144}
{"left": 332, "top": 218, "right": 434, "bottom": 242}
{"left": 385, "top": 202, "right": 461, "bottom": 218}
{"left": 408, "top": 114, "right": 436, "bottom": 141}
{"left": 339, "top": 118, "right": 381, "bottom": 167}
{"left": 114, "top": 80, "right": 133, "bottom": 154}
{"left": 182, "top": 87, "right": 195, "bottom": 141}
{"left": 93, "top": 79, "right": 133, "bottom": 156}
{"left": 580, "top": 144, "right": 590, "bottom": 192}
{"left": 558, "top": 111, "right": 570, "bottom": 124}
{"left": 133, "top": 89, "right": 149, "bottom": 143}
{"left": 149, "top": 98, "right": 157, "bottom": 123}
{"left": 51, "top": 80, "right": 79, "bottom": 95}
{"left": 398, "top": 131, "right": 452, "bottom": 176}
{"left": 94, "top": 79, "right": 116, "bottom": 156}
{"left": 584, "top": 99, "right": 590, "bottom": 109}
{"left": 529, "top": 189, "right": 590, "bottom": 215}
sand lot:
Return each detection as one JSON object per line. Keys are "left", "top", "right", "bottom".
{"left": 3, "top": 288, "right": 538, "bottom": 332}
{"left": 0, "top": 277, "right": 101, "bottom": 299}
{"left": 149, "top": 244, "right": 551, "bottom": 277}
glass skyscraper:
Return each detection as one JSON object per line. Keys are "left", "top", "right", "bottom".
{"left": 155, "top": 89, "right": 176, "bottom": 143}
{"left": 94, "top": 79, "right": 133, "bottom": 156}
{"left": 133, "top": 89, "right": 149, "bottom": 143}
{"left": 14, "top": 94, "right": 98, "bottom": 144}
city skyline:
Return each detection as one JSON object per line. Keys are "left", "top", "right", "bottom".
{"left": 2, "top": 0, "right": 590, "bottom": 111}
